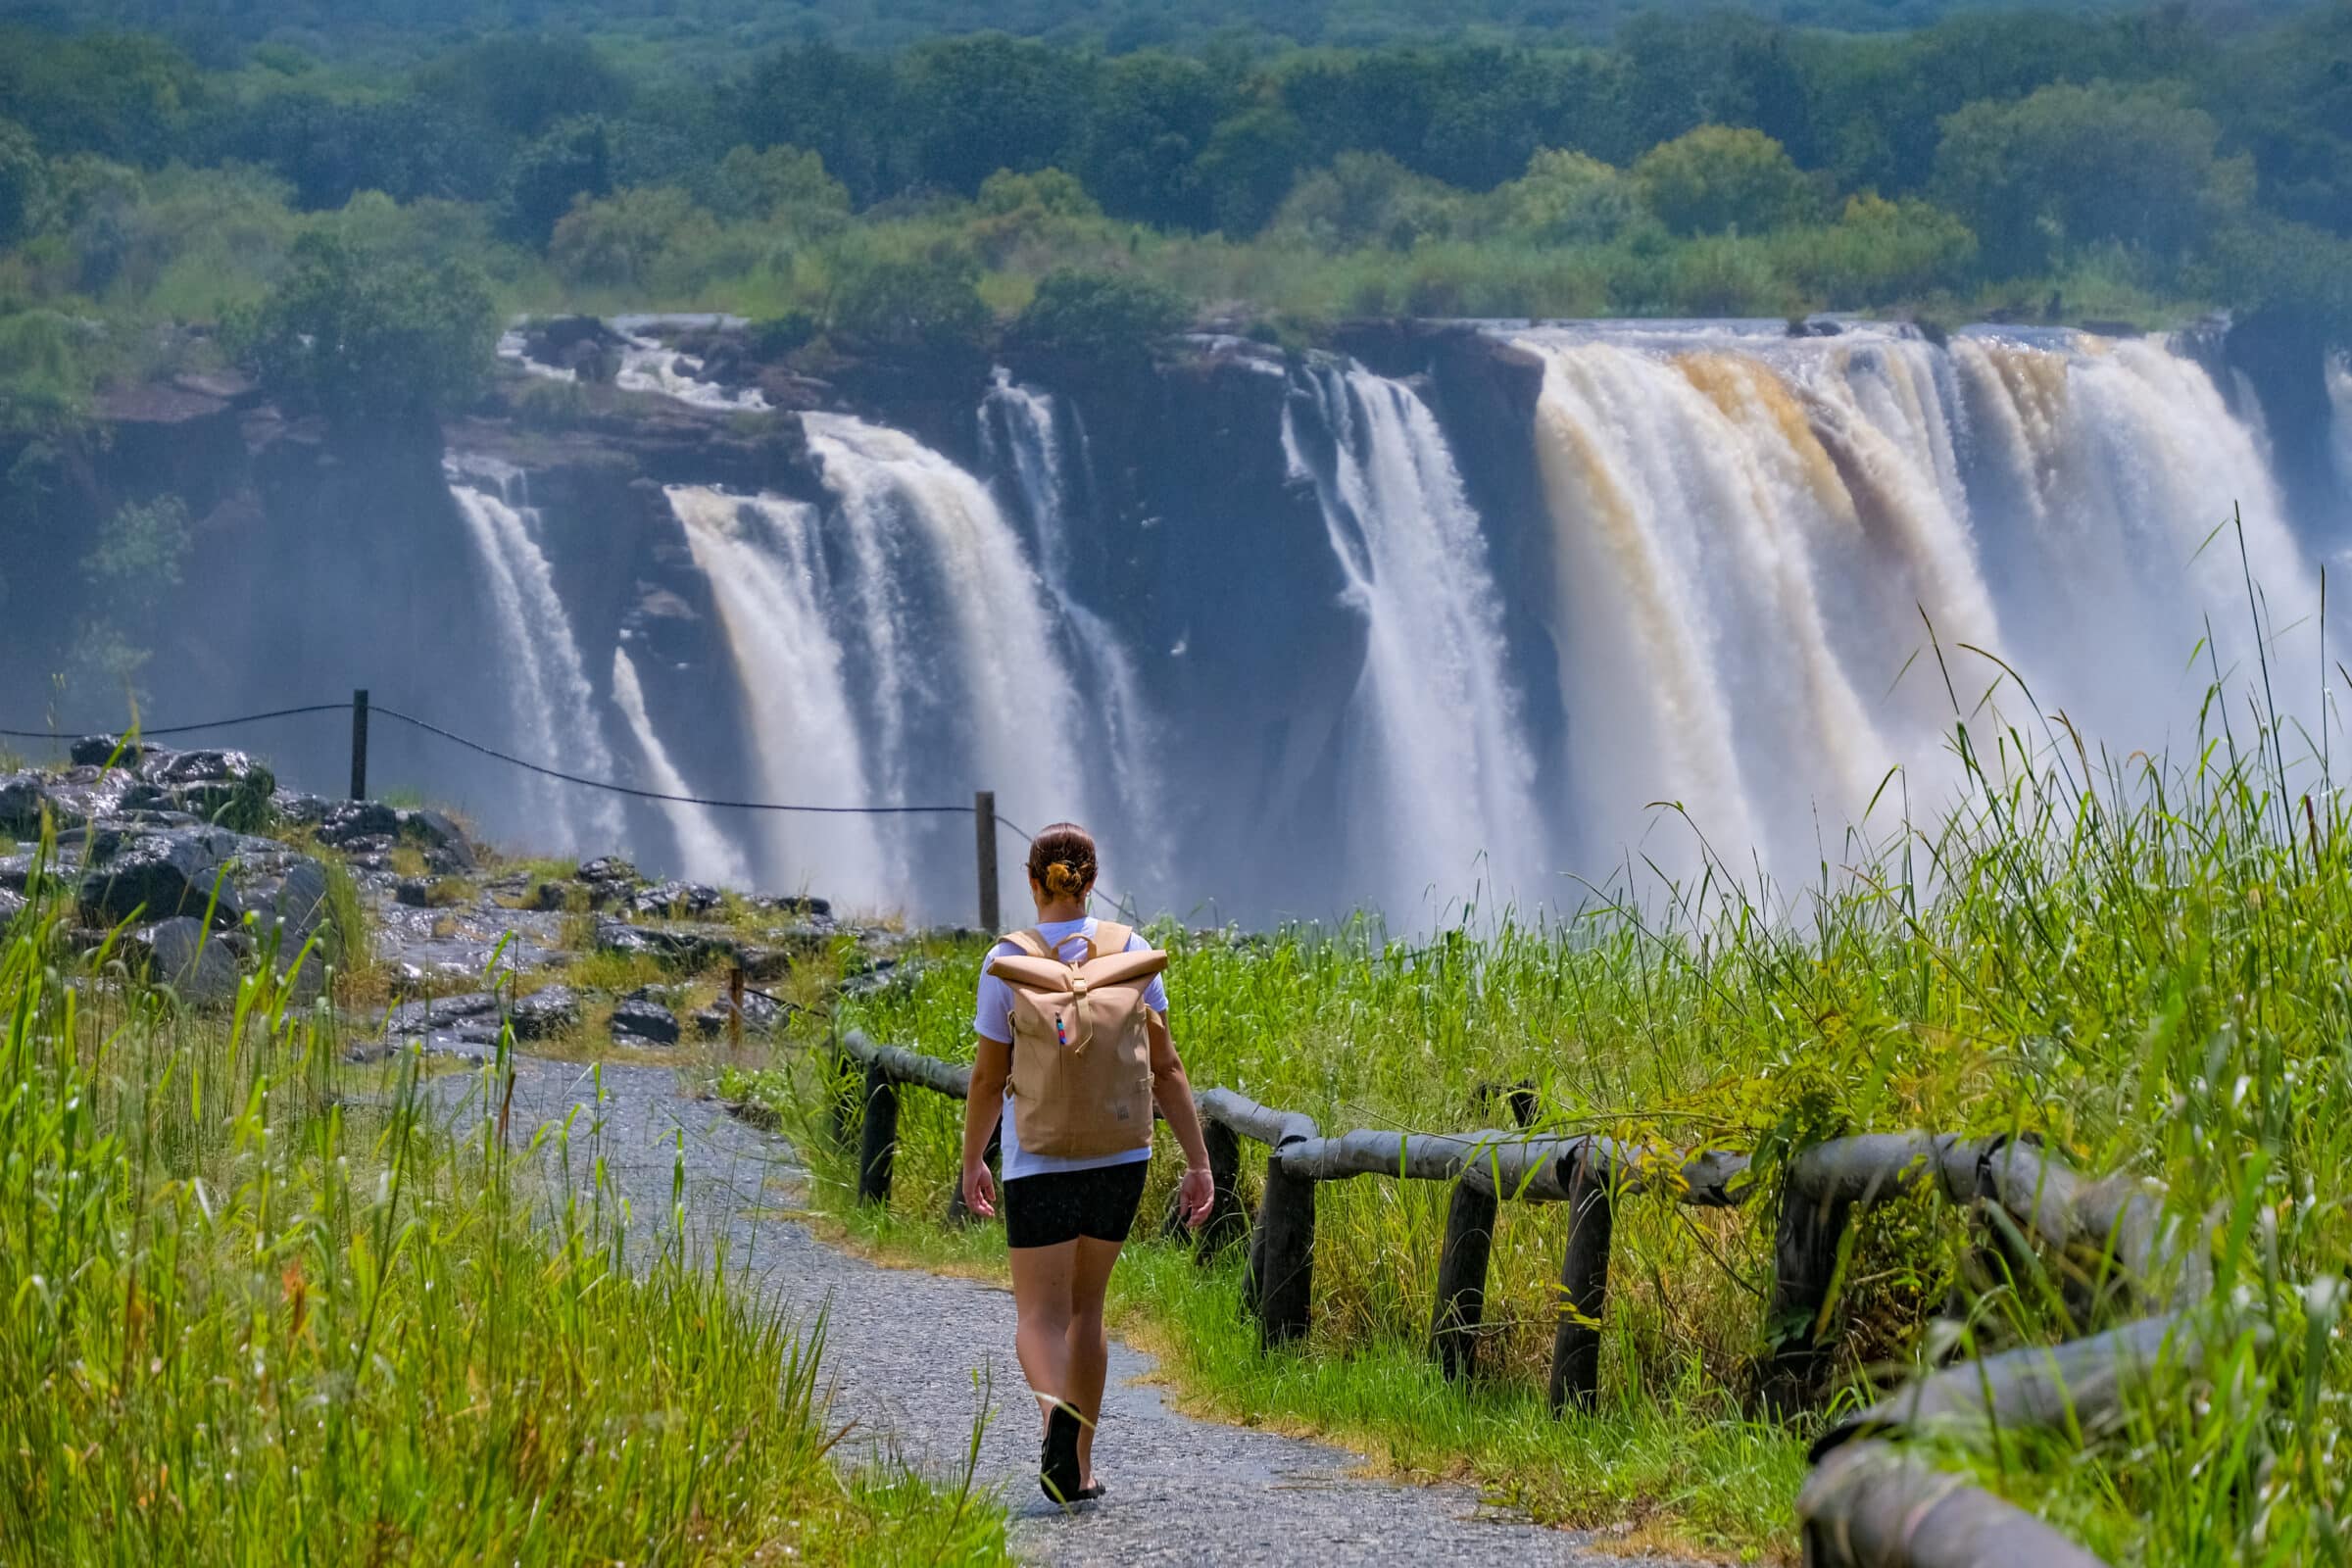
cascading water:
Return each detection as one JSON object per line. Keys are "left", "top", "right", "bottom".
{"left": 1520, "top": 323, "right": 2328, "bottom": 879}
{"left": 610, "top": 645, "right": 751, "bottom": 889}
{"left": 978, "top": 369, "right": 1167, "bottom": 892}
{"left": 443, "top": 456, "right": 624, "bottom": 854}
{"left": 669, "top": 486, "right": 897, "bottom": 901}
{"left": 1285, "top": 363, "right": 1546, "bottom": 918}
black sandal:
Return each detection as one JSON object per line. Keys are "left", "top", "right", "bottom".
{"left": 1040, "top": 1401, "right": 1085, "bottom": 1504}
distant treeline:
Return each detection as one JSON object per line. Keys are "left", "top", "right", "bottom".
{"left": 4, "top": 7, "right": 2352, "bottom": 440}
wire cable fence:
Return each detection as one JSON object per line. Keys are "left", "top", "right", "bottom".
{"left": 0, "top": 693, "right": 1119, "bottom": 925}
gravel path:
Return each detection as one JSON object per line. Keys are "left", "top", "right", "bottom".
{"left": 448, "top": 1054, "right": 1695, "bottom": 1567}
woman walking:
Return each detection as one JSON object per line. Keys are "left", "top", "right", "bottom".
{"left": 961, "top": 822, "right": 1215, "bottom": 1505}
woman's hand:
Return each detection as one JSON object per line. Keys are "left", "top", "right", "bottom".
{"left": 962, "top": 1161, "right": 998, "bottom": 1220}
{"left": 1178, "top": 1164, "right": 1215, "bottom": 1228}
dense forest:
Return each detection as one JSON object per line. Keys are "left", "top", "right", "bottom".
{"left": 4, "top": 3, "right": 2352, "bottom": 447}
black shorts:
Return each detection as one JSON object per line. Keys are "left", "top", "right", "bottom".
{"left": 1003, "top": 1160, "right": 1150, "bottom": 1250}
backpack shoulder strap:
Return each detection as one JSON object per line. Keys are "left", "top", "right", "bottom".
{"left": 1090, "top": 921, "right": 1134, "bottom": 956}
{"left": 999, "top": 929, "right": 1053, "bottom": 959}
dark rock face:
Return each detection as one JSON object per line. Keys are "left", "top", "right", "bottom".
{"left": 127, "top": 916, "right": 243, "bottom": 1004}
{"left": 318, "top": 801, "right": 401, "bottom": 846}
{"left": 401, "top": 808, "right": 476, "bottom": 870}
{"left": 0, "top": 774, "right": 50, "bottom": 837}
{"left": 77, "top": 828, "right": 247, "bottom": 929}
{"left": 509, "top": 984, "right": 581, "bottom": 1040}
{"left": 611, "top": 994, "right": 681, "bottom": 1045}
{"left": 70, "top": 736, "right": 145, "bottom": 767}
{"left": 0, "top": 889, "right": 24, "bottom": 925}
{"left": 626, "top": 879, "right": 721, "bottom": 918}
{"left": 693, "top": 990, "right": 784, "bottom": 1037}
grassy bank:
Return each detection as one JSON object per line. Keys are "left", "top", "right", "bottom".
{"left": 736, "top": 651, "right": 2352, "bottom": 1564}
{"left": 0, "top": 839, "right": 1007, "bottom": 1564}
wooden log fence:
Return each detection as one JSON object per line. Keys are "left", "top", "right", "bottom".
{"left": 824, "top": 1027, "right": 2233, "bottom": 1567}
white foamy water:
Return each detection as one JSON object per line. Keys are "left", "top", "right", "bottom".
{"left": 443, "top": 457, "right": 624, "bottom": 853}
{"left": 1286, "top": 363, "right": 1547, "bottom": 917}
{"left": 616, "top": 332, "right": 768, "bottom": 411}
{"left": 610, "top": 644, "right": 752, "bottom": 888}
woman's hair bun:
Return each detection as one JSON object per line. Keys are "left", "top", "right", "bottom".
{"left": 1026, "top": 821, "right": 1098, "bottom": 899}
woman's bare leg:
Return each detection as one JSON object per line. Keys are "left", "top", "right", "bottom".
{"left": 1067, "top": 1235, "right": 1124, "bottom": 1488}
{"left": 1008, "top": 1240, "right": 1080, "bottom": 1425}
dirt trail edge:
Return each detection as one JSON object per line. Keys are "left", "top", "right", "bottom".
{"left": 454, "top": 1054, "right": 1703, "bottom": 1567}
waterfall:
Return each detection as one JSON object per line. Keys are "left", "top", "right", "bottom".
{"left": 669, "top": 486, "right": 896, "bottom": 901}
{"left": 978, "top": 369, "right": 1167, "bottom": 895}
{"left": 1522, "top": 324, "right": 2326, "bottom": 881}
{"left": 610, "top": 645, "right": 752, "bottom": 889}
{"left": 799, "top": 412, "right": 1088, "bottom": 878}
{"left": 1285, "top": 363, "right": 1546, "bottom": 917}
{"left": 444, "top": 458, "right": 624, "bottom": 854}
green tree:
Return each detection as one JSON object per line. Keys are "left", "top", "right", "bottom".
{"left": 69, "top": 493, "right": 190, "bottom": 701}
{"left": 1490, "top": 148, "right": 1639, "bottom": 245}
{"left": 1633, "top": 124, "right": 1820, "bottom": 236}
{"left": 499, "top": 117, "right": 612, "bottom": 248}
{"left": 1934, "top": 82, "right": 2250, "bottom": 277}
{"left": 1268, "top": 151, "right": 1469, "bottom": 251}
{"left": 238, "top": 232, "right": 495, "bottom": 426}
{"left": 899, "top": 34, "right": 1089, "bottom": 195}
{"left": 1014, "top": 268, "right": 1190, "bottom": 362}
{"left": 707, "top": 145, "right": 851, "bottom": 223}
{"left": 826, "top": 242, "right": 991, "bottom": 352}
{"left": 549, "top": 186, "right": 718, "bottom": 290}
{"left": 413, "top": 34, "right": 630, "bottom": 142}
{"left": 0, "top": 119, "right": 46, "bottom": 244}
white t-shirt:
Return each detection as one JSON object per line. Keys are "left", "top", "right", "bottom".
{"left": 974, "top": 916, "right": 1168, "bottom": 1180}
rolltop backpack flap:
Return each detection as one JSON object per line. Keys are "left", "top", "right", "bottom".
{"left": 990, "top": 924, "right": 1167, "bottom": 1159}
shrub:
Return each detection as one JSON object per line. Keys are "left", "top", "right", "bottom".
{"left": 236, "top": 231, "right": 497, "bottom": 426}
{"left": 826, "top": 241, "right": 991, "bottom": 352}
{"left": 549, "top": 185, "right": 718, "bottom": 290}
{"left": 1634, "top": 125, "right": 1821, "bottom": 237}
{"left": 1013, "top": 267, "right": 1190, "bottom": 361}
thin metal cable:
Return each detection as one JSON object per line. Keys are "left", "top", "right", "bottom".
{"left": 0, "top": 703, "right": 357, "bottom": 741}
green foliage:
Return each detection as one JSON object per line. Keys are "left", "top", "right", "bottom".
{"left": 1014, "top": 266, "right": 1190, "bottom": 360}
{"left": 0, "top": 119, "right": 47, "bottom": 246}
{"left": 64, "top": 492, "right": 190, "bottom": 703}
{"left": 1269, "top": 151, "right": 1470, "bottom": 251}
{"left": 707, "top": 143, "right": 852, "bottom": 223}
{"left": 1935, "top": 81, "right": 2252, "bottom": 277}
{"left": 1633, "top": 124, "right": 1820, "bottom": 237}
{"left": 549, "top": 185, "right": 718, "bottom": 290}
{"left": 826, "top": 240, "right": 991, "bottom": 352}
{"left": 1489, "top": 148, "right": 1640, "bottom": 247}
{"left": 0, "top": 870, "right": 1009, "bottom": 1563}
{"left": 499, "top": 116, "right": 613, "bottom": 248}
{"left": 237, "top": 231, "right": 497, "bottom": 425}
{"left": 412, "top": 32, "right": 631, "bottom": 141}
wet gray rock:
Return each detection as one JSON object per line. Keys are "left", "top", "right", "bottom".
{"left": 70, "top": 735, "right": 143, "bottom": 767}
{"left": 626, "top": 879, "right": 722, "bottom": 918}
{"left": 0, "top": 888, "right": 24, "bottom": 926}
{"left": 270, "top": 789, "right": 331, "bottom": 827}
{"left": 0, "top": 774, "right": 52, "bottom": 836}
{"left": 0, "top": 853, "right": 31, "bottom": 892}
{"left": 125, "top": 915, "right": 243, "bottom": 1004}
{"left": 394, "top": 878, "right": 438, "bottom": 907}
{"left": 318, "top": 801, "right": 401, "bottom": 846}
{"left": 77, "top": 828, "right": 246, "bottom": 929}
{"left": 756, "top": 893, "right": 833, "bottom": 919}
{"left": 692, "top": 990, "right": 784, "bottom": 1038}
{"left": 509, "top": 983, "right": 580, "bottom": 1040}
{"left": 577, "top": 856, "right": 637, "bottom": 887}
{"left": 400, "top": 808, "right": 476, "bottom": 870}
{"left": 245, "top": 857, "right": 334, "bottom": 978}
{"left": 530, "top": 880, "right": 573, "bottom": 911}
{"left": 611, "top": 994, "right": 680, "bottom": 1046}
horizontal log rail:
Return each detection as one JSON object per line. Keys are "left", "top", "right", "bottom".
{"left": 821, "top": 1030, "right": 2231, "bottom": 1567}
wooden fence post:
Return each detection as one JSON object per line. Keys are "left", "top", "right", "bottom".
{"left": 1253, "top": 1157, "right": 1316, "bottom": 1348}
{"left": 1547, "top": 1144, "right": 1615, "bottom": 1413}
{"left": 349, "top": 689, "right": 369, "bottom": 801}
{"left": 1763, "top": 1179, "right": 1855, "bottom": 1412}
{"left": 1196, "top": 1118, "right": 1249, "bottom": 1258}
{"left": 857, "top": 1064, "right": 899, "bottom": 1206}
{"left": 1431, "top": 1171, "right": 1499, "bottom": 1381}
{"left": 973, "top": 790, "right": 1000, "bottom": 934}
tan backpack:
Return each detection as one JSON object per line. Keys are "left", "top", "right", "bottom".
{"left": 987, "top": 922, "right": 1168, "bottom": 1159}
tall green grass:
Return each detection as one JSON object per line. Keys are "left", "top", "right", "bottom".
{"left": 750, "top": 607, "right": 2352, "bottom": 1563}
{"left": 0, "top": 838, "right": 1006, "bottom": 1564}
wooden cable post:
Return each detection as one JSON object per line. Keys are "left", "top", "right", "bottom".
{"left": 973, "top": 789, "right": 999, "bottom": 934}
{"left": 1548, "top": 1142, "right": 1616, "bottom": 1413}
{"left": 1196, "top": 1116, "right": 1249, "bottom": 1258}
{"left": 856, "top": 1062, "right": 900, "bottom": 1205}
{"left": 348, "top": 688, "right": 369, "bottom": 801}
{"left": 1254, "top": 1152, "right": 1317, "bottom": 1348}
{"left": 1430, "top": 1167, "right": 1500, "bottom": 1381}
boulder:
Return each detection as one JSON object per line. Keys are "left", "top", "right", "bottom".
{"left": 0, "top": 888, "right": 25, "bottom": 927}
{"left": 272, "top": 790, "right": 331, "bottom": 827}
{"left": 399, "top": 808, "right": 477, "bottom": 870}
{"left": 756, "top": 893, "right": 833, "bottom": 919}
{"left": 40, "top": 766, "right": 136, "bottom": 824}
{"left": 246, "top": 856, "right": 334, "bottom": 972}
{"left": 1, "top": 773, "right": 56, "bottom": 836}
{"left": 127, "top": 916, "right": 243, "bottom": 1004}
{"left": 577, "top": 856, "right": 637, "bottom": 887}
{"left": 70, "top": 735, "right": 144, "bottom": 767}
{"left": 610, "top": 994, "right": 680, "bottom": 1045}
{"left": 384, "top": 990, "right": 500, "bottom": 1036}
{"left": 626, "top": 879, "right": 722, "bottom": 918}
{"left": 139, "top": 749, "right": 275, "bottom": 829}
{"left": 530, "top": 880, "right": 573, "bottom": 912}
{"left": 509, "top": 984, "right": 581, "bottom": 1040}
{"left": 318, "top": 801, "right": 401, "bottom": 846}
{"left": 692, "top": 990, "right": 783, "bottom": 1038}
{"left": 0, "top": 853, "right": 32, "bottom": 892}
{"left": 77, "top": 828, "right": 245, "bottom": 929}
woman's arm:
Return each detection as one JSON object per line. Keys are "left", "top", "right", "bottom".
{"left": 960, "top": 1036, "right": 1010, "bottom": 1219}
{"left": 1148, "top": 1011, "right": 1215, "bottom": 1226}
